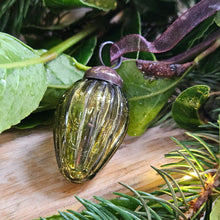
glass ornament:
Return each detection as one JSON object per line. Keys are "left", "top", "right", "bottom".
{"left": 54, "top": 66, "right": 129, "bottom": 183}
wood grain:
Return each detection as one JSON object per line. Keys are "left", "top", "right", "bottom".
{"left": 0, "top": 125, "right": 184, "bottom": 220}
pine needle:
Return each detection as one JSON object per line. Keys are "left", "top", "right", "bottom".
{"left": 186, "top": 132, "right": 218, "bottom": 161}
{"left": 119, "top": 182, "right": 152, "bottom": 220}
{"left": 177, "top": 150, "right": 206, "bottom": 189}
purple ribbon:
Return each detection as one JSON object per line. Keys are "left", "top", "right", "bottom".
{"left": 110, "top": 0, "right": 220, "bottom": 64}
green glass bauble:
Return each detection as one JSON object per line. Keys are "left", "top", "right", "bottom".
{"left": 54, "top": 66, "right": 129, "bottom": 183}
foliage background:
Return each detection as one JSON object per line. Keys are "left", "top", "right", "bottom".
{"left": 0, "top": 0, "right": 219, "bottom": 134}
{"left": 0, "top": 0, "right": 219, "bottom": 219}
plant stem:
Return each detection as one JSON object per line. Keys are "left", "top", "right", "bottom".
{"left": 209, "top": 91, "right": 220, "bottom": 96}
{"left": 43, "top": 26, "right": 97, "bottom": 57}
{"left": 194, "top": 38, "right": 220, "bottom": 64}
{"left": 71, "top": 57, "right": 90, "bottom": 71}
{"left": 47, "top": 84, "right": 71, "bottom": 89}
{"left": 0, "top": 25, "right": 97, "bottom": 69}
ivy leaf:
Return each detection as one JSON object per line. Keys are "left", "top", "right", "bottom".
{"left": 0, "top": 33, "right": 47, "bottom": 133}
{"left": 117, "top": 60, "right": 178, "bottom": 136}
{"left": 39, "top": 52, "right": 84, "bottom": 110}
{"left": 210, "top": 196, "right": 220, "bottom": 220}
{"left": 44, "top": 0, "right": 117, "bottom": 11}
{"left": 172, "top": 85, "right": 210, "bottom": 131}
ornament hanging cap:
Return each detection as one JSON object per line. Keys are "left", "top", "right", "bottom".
{"left": 84, "top": 66, "right": 123, "bottom": 88}
{"left": 84, "top": 41, "right": 123, "bottom": 88}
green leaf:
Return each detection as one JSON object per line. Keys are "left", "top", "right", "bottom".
{"left": 70, "top": 36, "right": 97, "bottom": 65}
{"left": 14, "top": 110, "right": 54, "bottom": 129}
{"left": 44, "top": 0, "right": 117, "bottom": 11}
{"left": 0, "top": 32, "right": 47, "bottom": 133}
{"left": 121, "top": 6, "right": 141, "bottom": 37}
{"left": 117, "top": 60, "right": 178, "bottom": 136}
{"left": 121, "top": 6, "right": 141, "bottom": 59}
{"left": 197, "top": 47, "right": 220, "bottom": 76}
{"left": 210, "top": 196, "right": 220, "bottom": 220}
{"left": 173, "top": 16, "right": 215, "bottom": 54}
{"left": 214, "top": 11, "right": 220, "bottom": 27}
{"left": 172, "top": 85, "right": 210, "bottom": 131}
{"left": 39, "top": 52, "right": 84, "bottom": 110}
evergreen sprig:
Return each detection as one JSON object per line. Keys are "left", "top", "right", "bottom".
{"left": 0, "top": 0, "right": 52, "bottom": 35}
{"left": 39, "top": 117, "right": 220, "bottom": 220}
{"left": 0, "top": 0, "right": 32, "bottom": 34}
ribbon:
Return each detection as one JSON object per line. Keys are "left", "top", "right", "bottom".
{"left": 110, "top": 0, "right": 220, "bottom": 71}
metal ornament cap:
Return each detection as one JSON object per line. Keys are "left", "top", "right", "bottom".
{"left": 84, "top": 66, "right": 123, "bottom": 88}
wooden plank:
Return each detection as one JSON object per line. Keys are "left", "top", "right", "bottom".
{"left": 0, "top": 125, "right": 184, "bottom": 220}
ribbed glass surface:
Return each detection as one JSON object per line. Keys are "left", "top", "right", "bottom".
{"left": 54, "top": 79, "right": 129, "bottom": 183}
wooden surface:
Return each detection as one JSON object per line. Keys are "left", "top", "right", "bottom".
{"left": 0, "top": 125, "right": 185, "bottom": 220}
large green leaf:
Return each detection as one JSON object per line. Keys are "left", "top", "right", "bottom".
{"left": 172, "top": 85, "right": 210, "bottom": 131}
{"left": 117, "top": 60, "right": 178, "bottom": 136}
{"left": 16, "top": 51, "right": 87, "bottom": 129}
{"left": 44, "top": 0, "right": 117, "bottom": 11}
{"left": 39, "top": 52, "right": 84, "bottom": 110}
{"left": 0, "top": 32, "right": 47, "bottom": 133}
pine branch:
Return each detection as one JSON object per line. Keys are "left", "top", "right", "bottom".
{"left": 0, "top": 0, "right": 51, "bottom": 35}
{"left": 39, "top": 117, "right": 220, "bottom": 220}
{"left": 0, "top": 0, "right": 31, "bottom": 34}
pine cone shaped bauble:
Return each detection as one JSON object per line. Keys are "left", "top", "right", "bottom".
{"left": 54, "top": 66, "right": 129, "bottom": 183}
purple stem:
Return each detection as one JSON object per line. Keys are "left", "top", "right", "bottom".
{"left": 110, "top": 0, "right": 220, "bottom": 63}
{"left": 135, "top": 38, "right": 220, "bottom": 78}
{"left": 136, "top": 60, "right": 193, "bottom": 78}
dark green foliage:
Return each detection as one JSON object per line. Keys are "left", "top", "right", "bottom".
{"left": 0, "top": 0, "right": 46, "bottom": 35}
